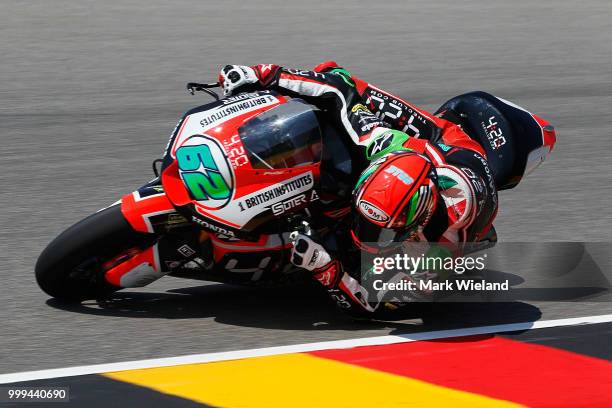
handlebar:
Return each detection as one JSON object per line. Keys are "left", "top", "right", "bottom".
{"left": 186, "top": 82, "right": 221, "bottom": 100}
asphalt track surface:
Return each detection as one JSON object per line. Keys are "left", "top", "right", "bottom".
{"left": 3, "top": 322, "right": 611, "bottom": 407}
{"left": 1, "top": 0, "right": 611, "bottom": 375}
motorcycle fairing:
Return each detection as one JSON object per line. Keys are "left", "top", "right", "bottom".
{"left": 169, "top": 91, "right": 282, "bottom": 159}
{"left": 104, "top": 243, "right": 165, "bottom": 287}
{"left": 206, "top": 232, "right": 295, "bottom": 282}
{"left": 160, "top": 92, "right": 323, "bottom": 239}
{"left": 121, "top": 183, "right": 187, "bottom": 234}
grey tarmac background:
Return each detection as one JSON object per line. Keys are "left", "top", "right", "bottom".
{"left": 1, "top": 0, "right": 611, "bottom": 374}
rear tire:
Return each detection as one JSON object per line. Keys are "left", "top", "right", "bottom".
{"left": 35, "top": 205, "right": 156, "bottom": 301}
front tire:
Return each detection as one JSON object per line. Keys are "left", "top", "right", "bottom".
{"left": 35, "top": 204, "right": 156, "bottom": 301}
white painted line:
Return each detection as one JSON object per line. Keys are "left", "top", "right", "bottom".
{"left": 1, "top": 313, "right": 611, "bottom": 384}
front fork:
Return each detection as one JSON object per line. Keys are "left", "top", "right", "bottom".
{"left": 104, "top": 181, "right": 204, "bottom": 288}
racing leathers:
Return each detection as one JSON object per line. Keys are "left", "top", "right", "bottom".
{"left": 220, "top": 62, "right": 474, "bottom": 146}
{"left": 219, "top": 62, "right": 498, "bottom": 316}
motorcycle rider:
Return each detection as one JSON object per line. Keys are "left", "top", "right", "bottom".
{"left": 218, "top": 62, "right": 499, "bottom": 316}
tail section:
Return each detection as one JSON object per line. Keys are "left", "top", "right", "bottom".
{"left": 436, "top": 91, "right": 557, "bottom": 190}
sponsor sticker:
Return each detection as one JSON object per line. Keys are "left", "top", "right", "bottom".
{"left": 199, "top": 95, "right": 278, "bottom": 128}
{"left": 360, "top": 122, "right": 379, "bottom": 132}
{"left": 384, "top": 165, "right": 414, "bottom": 185}
{"left": 177, "top": 244, "right": 196, "bottom": 258}
{"left": 329, "top": 68, "right": 355, "bottom": 87}
{"left": 222, "top": 134, "right": 249, "bottom": 168}
{"left": 359, "top": 200, "right": 390, "bottom": 223}
{"left": 236, "top": 172, "right": 314, "bottom": 213}
{"left": 271, "top": 193, "right": 308, "bottom": 216}
{"left": 367, "top": 131, "right": 394, "bottom": 157}
{"left": 191, "top": 215, "right": 236, "bottom": 237}
{"left": 437, "top": 143, "right": 452, "bottom": 152}
{"left": 480, "top": 115, "right": 507, "bottom": 150}
{"left": 351, "top": 103, "right": 370, "bottom": 114}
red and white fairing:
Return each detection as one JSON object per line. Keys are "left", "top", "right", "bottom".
{"left": 159, "top": 91, "right": 322, "bottom": 237}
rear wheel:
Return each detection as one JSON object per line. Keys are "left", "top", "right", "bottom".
{"left": 35, "top": 205, "right": 156, "bottom": 301}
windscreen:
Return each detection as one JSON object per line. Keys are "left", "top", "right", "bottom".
{"left": 238, "top": 99, "right": 322, "bottom": 169}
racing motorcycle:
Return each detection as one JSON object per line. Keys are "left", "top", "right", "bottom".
{"left": 35, "top": 81, "right": 555, "bottom": 301}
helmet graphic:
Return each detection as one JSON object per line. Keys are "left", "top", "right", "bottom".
{"left": 352, "top": 152, "right": 438, "bottom": 248}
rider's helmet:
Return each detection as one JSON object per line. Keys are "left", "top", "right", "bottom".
{"left": 351, "top": 151, "right": 438, "bottom": 250}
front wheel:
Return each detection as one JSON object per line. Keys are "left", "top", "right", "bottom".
{"left": 35, "top": 204, "right": 156, "bottom": 301}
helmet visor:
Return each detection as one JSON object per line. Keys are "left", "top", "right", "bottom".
{"left": 352, "top": 212, "right": 418, "bottom": 249}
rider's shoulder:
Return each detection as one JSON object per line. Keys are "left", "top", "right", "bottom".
{"left": 436, "top": 164, "right": 479, "bottom": 229}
